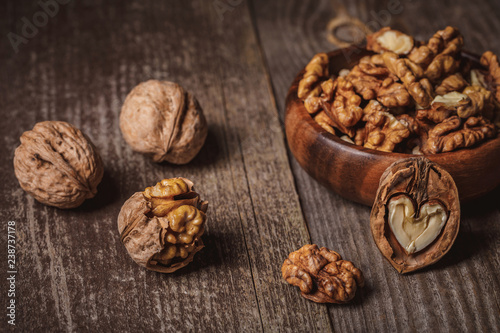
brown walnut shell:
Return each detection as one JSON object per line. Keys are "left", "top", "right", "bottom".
{"left": 120, "top": 80, "right": 208, "bottom": 164}
{"left": 118, "top": 177, "right": 208, "bottom": 273}
{"left": 370, "top": 157, "right": 460, "bottom": 274}
{"left": 13, "top": 121, "right": 104, "bottom": 209}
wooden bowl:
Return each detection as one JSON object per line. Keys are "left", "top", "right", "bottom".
{"left": 285, "top": 46, "right": 500, "bottom": 206}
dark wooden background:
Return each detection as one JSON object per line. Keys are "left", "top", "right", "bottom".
{"left": 1, "top": 0, "right": 499, "bottom": 332}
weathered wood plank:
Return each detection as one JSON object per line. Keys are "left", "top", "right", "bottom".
{"left": 0, "top": 0, "right": 330, "bottom": 331}
{"left": 252, "top": 0, "right": 500, "bottom": 331}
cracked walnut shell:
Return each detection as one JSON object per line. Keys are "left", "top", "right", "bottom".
{"left": 14, "top": 121, "right": 104, "bottom": 209}
{"left": 371, "top": 157, "right": 460, "bottom": 273}
{"left": 282, "top": 244, "right": 364, "bottom": 304}
{"left": 118, "top": 177, "right": 208, "bottom": 273}
{"left": 120, "top": 80, "right": 208, "bottom": 164}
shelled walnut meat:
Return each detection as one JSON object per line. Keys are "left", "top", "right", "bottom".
{"left": 118, "top": 177, "right": 208, "bottom": 273}
{"left": 297, "top": 26, "right": 500, "bottom": 154}
{"left": 370, "top": 157, "right": 460, "bottom": 273}
{"left": 282, "top": 244, "right": 364, "bottom": 303}
{"left": 14, "top": 121, "right": 104, "bottom": 209}
{"left": 120, "top": 80, "right": 208, "bottom": 164}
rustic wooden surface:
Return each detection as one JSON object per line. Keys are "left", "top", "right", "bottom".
{"left": 0, "top": 0, "right": 499, "bottom": 332}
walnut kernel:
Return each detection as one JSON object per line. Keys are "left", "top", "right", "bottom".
{"left": 118, "top": 177, "right": 208, "bottom": 273}
{"left": 371, "top": 157, "right": 460, "bottom": 273}
{"left": 282, "top": 244, "right": 364, "bottom": 303}
{"left": 367, "top": 27, "right": 414, "bottom": 55}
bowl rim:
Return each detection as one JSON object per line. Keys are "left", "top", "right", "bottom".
{"left": 285, "top": 46, "right": 500, "bottom": 161}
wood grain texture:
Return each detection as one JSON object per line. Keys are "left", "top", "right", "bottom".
{"left": 252, "top": 0, "right": 500, "bottom": 331}
{"left": 1, "top": 0, "right": 500, "bottom": 332}
{"left": 0, "top": 0, "right": 331, "bottom": 331}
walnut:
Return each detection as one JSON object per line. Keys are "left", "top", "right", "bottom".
{"left": 423, "top": 116, "right": 497, "bottom": 154}
{"left": 120, "top": 80, "right": 208, "bottom": 164}
{"left": 330, "top": 77, "right": 363, "bottom": 127}
{"left": 13, "top": 121, "right": 103, "bottom": 209}
{"left": 398, "top": 114, "right": 431, "bottom": 152}
{"left": 313, "top": 111, "right": 336, "bottom": 135}
{"left": 382, "top": 52, "right": 434, "bottom": 107}
{"left": 304, "top": 79, "right": 335, "bottom": 114}
{"left": 408, "top": 26, "right": 463, "bottom": 67}
{"left": 480, "top": 51, "right": 500, "bottom": 103}
{"left": 417, "top": 91, "right": 469, "bottom": 122}
{"left": 281, "top": 244, "right": 364, "bottom": 304}
{"left": 435, "top": 73, "right": 468, "bottom": 95}
{"left": 425, "top": 54, "right": 460, "bottom": 82}
{"left": 347, "top": 63, "right": 383, "bottom": 101}
{"left": 321, "top": 77, "right": 363, "bottom": 137}
{"left": 459, "top": 86, "right": 496, "bottom": 119}
{"left": 371, "top": 157, "right": 460, "bottom": 273}
{"left": 297, "top": 53, "right": 329, "bottom": 100}
{"left": 406, "top": 27, "right": 462, "bottom": 83}
{"left": 357, "top": 110, "right": 410, "bottom": 152}
{"left": 416, "top": 108, "right": 453, "bottom": 124}
{"left": 377, "top": 77, "right": 411, "bottom": 107}
{"left": 118, "top": 177, "right": 208, "bottom": 273}
{"left": 346, "top": 55, "right": 410, "bottom": 108}
{"left": 398, "top": 114, "right": 424, "bottom": 135}
{"left": 363, "top": 99, "right": 387, "bottom": 115}
{"left": 366, "top": 27, "right": 414, "bottom": 55}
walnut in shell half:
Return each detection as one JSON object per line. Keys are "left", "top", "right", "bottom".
{"left": 370, "top": 157, "right": 460, "bottom": 273}
{"left": 282, "top": 244, "right": 364, "bottom": 303}
{"left": 118, "top": 177, "right": 208, "bottom": 273}
{"left": 14, "top": 121, "right": 104, "bottom": 209}
{"left": 120, "top": 80, "right": 208, "bottom": 164}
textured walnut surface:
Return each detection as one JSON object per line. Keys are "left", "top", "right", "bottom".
{"left": 282, "top": 244, "right": 364, "bottom": 304}
{"left": 120, "top": 80, "right": 208, "bottom": 164}
{"left": 14, "top": 121, "right": 103, "bottom": 209}
{"left": 370, "top": 157, "right": 460, "bottom": 273}
{"left": 298, "top": 26, "right": 499, "bottom": 154}
{"left": 118, "top": 178, "right": 208, "bottom": 273}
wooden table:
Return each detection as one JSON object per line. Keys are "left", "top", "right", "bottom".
{"left": 1, "top": 0, "right": 499, "bottom": 331}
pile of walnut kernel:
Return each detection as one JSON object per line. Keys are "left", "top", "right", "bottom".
{"left": 298, "top": 26, "right": 500, "bottom": 154}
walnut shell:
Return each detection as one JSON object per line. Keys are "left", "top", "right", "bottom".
{"left": 118, "top": 177, "right": 208, "bottom": 273}
{"left": 120, "top": 80, "right": 208, "bottom": 164}
{"left": 13, "top": 121, "right": 104, "bottom": 209}
{"left": 370, "top": 157, "right": 460, "bottom": 273}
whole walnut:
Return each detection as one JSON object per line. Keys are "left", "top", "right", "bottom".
{"left": 118, "top": 177, "right": 208, "bottom": 273}
{"left": 120, "top": 80, "right": 208, "bottom": 164}
{"left": 13, "top": 121, "right": 104, "bottom": 209}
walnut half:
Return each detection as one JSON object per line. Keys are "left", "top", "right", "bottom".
{"left": 371, "top": 157, "right": 460, "bottom": 273}
{"left": 118, "top": 177, "right": 208, "bottom": 273}
{"left": 282, "top": 244, "right": 364, "bottom": 303}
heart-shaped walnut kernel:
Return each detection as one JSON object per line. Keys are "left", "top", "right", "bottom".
{"left": 388, "top": 195, "right": 448, "bottom": 254}
{"left": 371, "top": 157, "right": 460, "bottom": 274}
